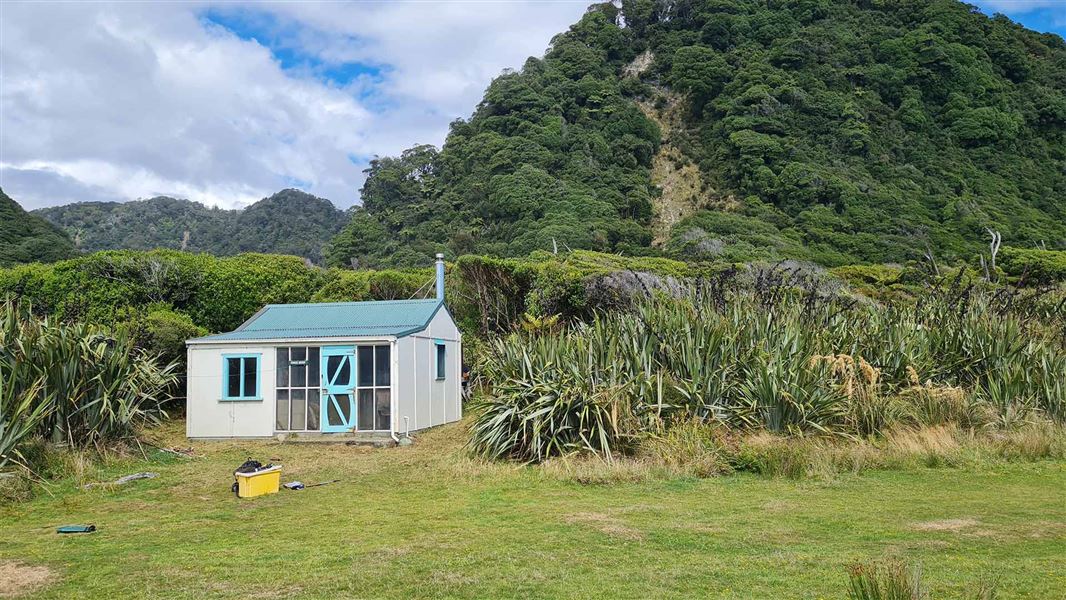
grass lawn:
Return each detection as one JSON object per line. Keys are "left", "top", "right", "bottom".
{"left": 1, "top": 420, "right": 1064, "bottom": 599}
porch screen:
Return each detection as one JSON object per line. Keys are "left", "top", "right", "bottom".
{"left": 275, "top": 346, "right": 321, "bottom": 432}
{"left": 356, "top": 345, "right": 391, "bottom": 431}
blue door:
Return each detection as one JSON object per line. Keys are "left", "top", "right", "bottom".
{"left": 320, "top": 346, "right": 356, "bottom": 433}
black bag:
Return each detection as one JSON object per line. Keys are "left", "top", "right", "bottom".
{"left": 231, "top": 460, "right": 268, "bottom": 495}
{"left": 235, "top": 459, "right": 263, "bottom": 474}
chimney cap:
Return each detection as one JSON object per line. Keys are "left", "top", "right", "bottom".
{"left": 435, "top": 253, "right": 445, "bottom": 260}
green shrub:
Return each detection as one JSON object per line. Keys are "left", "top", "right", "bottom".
{"left": 0, "top": 373, "right": 49, "bottom": 469}
{"left": 998, "top": 247, "right": 1066, "bottom": 284}
{"left": 637, "top": 418, "right": 733, "bottom": 477}
{"left": 732, "top": 434, "right": 815, "bottom": 479}
{"left": 472, "top": 273, "right": 1066, "bottom": 462}
{"left": 132, "top": 308, "right": 208, "bottom": 367}
{"left": 311, "top": 268, "right": 433, "bottom": 303}
{"left": 0, "top": 300, "right": 179, "bottom": 450}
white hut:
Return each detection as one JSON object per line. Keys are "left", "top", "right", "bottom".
{"left": 184, "top": 255, "right": 461, "bottom": 440}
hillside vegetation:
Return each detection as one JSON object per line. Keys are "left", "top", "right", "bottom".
{"left": 34, "top": 189, "right": 345, "bottom": 264}
{"left": 328, "top": 0, "right": 1066, "bottom": 268}
{"left": 0, "top": 189, "right": 77, "bottom": 267}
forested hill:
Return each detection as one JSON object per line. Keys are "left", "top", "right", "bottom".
{"left": 328, "top": 0, "right": 1066, "bottom": 269}
{"left": 0, "top": 189, "right": 78, "bottom": 267}
{"left": 35, "top": 189, "right": 345, "bottom": 264}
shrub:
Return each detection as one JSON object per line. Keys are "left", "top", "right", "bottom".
{"left": 998, "top": 247, "right": 1066, "bottom": 284}
{"left": 0, "top": 300, "right": 179, "bottom": 452}
{"left": 897, "top": 383, "right": 995, "bottom": 430}
{"left": 472, "top": 274, "right": 1065, "bottom": 462}
{"left": 637, "top": 418, "right": 733, "bottom": 477}
{"left": 469, "top": 340, "right": 638, "bottom": 462}
{"left": 0, "top": 374, "right": 49, "bottom": 469}
{"left": 311, "top": 268, "right": 433, "bottom": 303}
{"left": 134, "top": 308, "right": 208, "bottom": 364}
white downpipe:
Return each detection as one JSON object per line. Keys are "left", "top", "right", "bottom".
{"left": 390, "top": 339, "right": 400, "bottom": 444}
{"left": 403, "top": 416, "right": 410, "bottom": 438}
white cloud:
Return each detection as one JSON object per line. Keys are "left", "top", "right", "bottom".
{"left": 0, "top": 1, "right": 591, "bottom": 209}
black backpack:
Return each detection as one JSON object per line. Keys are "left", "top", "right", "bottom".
{"left": 231, "top": 459, "right": 267, "bottom": 495}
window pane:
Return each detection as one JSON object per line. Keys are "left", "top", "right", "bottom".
{"left": 290, "top": 389, "right": 306, "bottom": 430}
{"left": 326, "top": 394, "right": 347, "bottom": 427}
{"left": 375, "top": 389, "right": 391, "bottom": 430}
{"left": 326, "top": 355, "right": 342, "bottom": 385}
{"left": 357, "top": 389, "right": 374, "bottom": 430}
{"left": 276, "top": 348, "right": 289, "bottom": 387}
{"left": 292, "top": 360, "right": 307, "bottom": 388}
{"left": 308, "top": 347, "right": 320, "bottom": 387}
{"left": 357, "top": 346, "right": 374, "bottom": 387}
{"left": 243, "top": 358, "right": 258, "bottom": 398}
{"left": 227, "top": 358, "right": 241, "bottom": 397}
{"left": 328, "top": 393, "right": 351, "bottom": 427}
{"left": 375, "top": 345, "right": 390, "bottom": 386}
{"left": 307, "top": 389, "right": 320, "bottom": 430}
{"left": 291, "top": 347, "right": 306, "bottom": 363}
{"left": 436, "top": 345, "right": 446, "bottom": 379}
{"left": 275, "top": 390, "right": 289, "bottom": 430}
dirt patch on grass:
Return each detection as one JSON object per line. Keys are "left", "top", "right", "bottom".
{"left": 565, "top": 512, "right": 644, "bottom": 541}
{"left": 0, "top": 560, "right": 56, "bottom": 598}
{"left": 911, "top": 518, "right": 980, "bottom": 532}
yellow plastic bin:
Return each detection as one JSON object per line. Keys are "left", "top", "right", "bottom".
{"left": 234, "top": 465, "right": 282, "bottom": 498}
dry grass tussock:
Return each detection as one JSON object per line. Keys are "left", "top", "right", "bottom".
{"left": 845, "top": 558, "right": 1001, "bottom": 600}
{"left": 537, "top": 420, "right": 1066, "bottom": 484}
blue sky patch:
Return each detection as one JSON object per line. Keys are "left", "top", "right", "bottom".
{"left": 200, "top": 7, "right": 386, "bottom": 88}
{"left": 972, "top": 2, "right": 1066, "bottom": 38}
{"left": 282, "top": 175, "right": 312, "bottom": 190}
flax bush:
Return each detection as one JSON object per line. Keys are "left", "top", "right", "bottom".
{"left": 0, "top": 300, "right": 179, "bottom": 467}
{"left": 471, "top": 269, "right": 1066, "bottom": 462}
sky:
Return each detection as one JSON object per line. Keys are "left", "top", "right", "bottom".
{"left": 0, "top": 1, "right": 1063, "bottom": 211}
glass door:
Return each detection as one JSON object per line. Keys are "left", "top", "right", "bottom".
{"left": 320, "top": 346, "right": 355, "bottom": 433}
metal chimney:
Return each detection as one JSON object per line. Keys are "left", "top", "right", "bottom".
{"left": 435, "top": 253, "right": 445, "bottom": 301}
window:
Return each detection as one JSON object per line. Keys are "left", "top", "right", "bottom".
{"left": 356, "top": 344, "right": 391, "bottom": 431}
{"left": 275, "top": 346, "right": 320, "bottom": 431}
{"left": 222, "top": 354, "right": 260, "bottom": 401}
{"left": 435, "top": 342, "right": 446, "bottom": 380}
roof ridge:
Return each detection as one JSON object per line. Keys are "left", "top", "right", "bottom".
{"left": 189, "top": 298, "right": 449, "bottom": 344}
{"left": 242, "top": 325, "right": 406, "bottom": 331}
{"left": 265, "top": 298, "right": 441, "bottom": 308}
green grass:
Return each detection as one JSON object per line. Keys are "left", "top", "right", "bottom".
{"left": 1, "top": 420, "right": 1064, "bottom": 599}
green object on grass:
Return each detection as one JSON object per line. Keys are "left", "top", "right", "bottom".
{"left": 57, "top": 525, "right": 96, "bottom": 534}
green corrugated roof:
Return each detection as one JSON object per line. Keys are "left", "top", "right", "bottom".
{"left": 188, "top": 299, "right": 444, "bottom": 343}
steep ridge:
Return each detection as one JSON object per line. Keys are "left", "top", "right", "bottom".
{"left": 35, "top": 189, "right": 345, "bottom": 263}
{"left": 328, "top": 0, "right": 1066, "bottom": 268}
{"left": 0, "top": 188, "right": 78, "bottom": 266}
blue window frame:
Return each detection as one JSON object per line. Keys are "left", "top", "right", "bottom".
{"left": 435, "top": 342, "right": 446, "bottom": 380}
{"left": 222, "top": 353, "right": 261, "bottom": 401}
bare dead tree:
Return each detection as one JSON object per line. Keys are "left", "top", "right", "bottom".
{"left": 983, "top": 228, "right": 1001, "bottom": 282}
{"left": 923, "top": 242, "right": 940, "bottom": 277}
